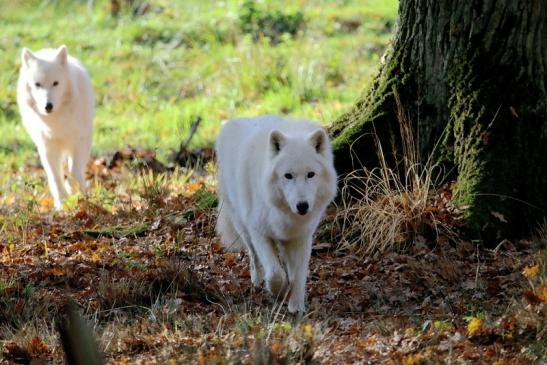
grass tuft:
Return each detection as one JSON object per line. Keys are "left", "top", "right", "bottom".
{"left": 336, "top": 92, "right": 454, "bottom": 257}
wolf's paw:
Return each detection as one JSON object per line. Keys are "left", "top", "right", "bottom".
{"left": 266, "top": 271, "right": 288, "bottom": 299}
{"left": 250, "top": 267, "right": 264, "bottom": 287}
{"left": 288, "top": 296, "right": 305, "bottom": 313}
{"left": 65, "top": 182, "right": 74, "bottom": 195}
{"left": 53, "top": 199, "right": 64, "bottom": 211}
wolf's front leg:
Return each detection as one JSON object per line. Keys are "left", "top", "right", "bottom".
{"left": 250, "top": 230, "right": 287, "bottom": 299}
{"left": 246, "top": 242, "right": 264, "bottom": 287}
{"left": 39, "top": 146, "right": 68, "bottom": 209}
{"left": 284, "top": 236, "right": 312, "bottom": 313}
{"left": 66, "top": 143, "right": 90, "bottom": 194}
{"left": 237, "top": 228, "right": 264, "bottom": 286}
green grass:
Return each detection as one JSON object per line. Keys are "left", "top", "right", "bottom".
{"left": 0, "top": 0, "right": 397, "bottom": 168}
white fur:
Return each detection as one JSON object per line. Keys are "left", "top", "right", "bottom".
{"left": 216, "top": 115, "right": 337, "bottom": 312}
{"left": 17, "top": 45, "right": 94, "bottom": 209}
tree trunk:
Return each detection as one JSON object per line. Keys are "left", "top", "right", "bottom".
{"left": 330, "top": 0, "right": 547, "bottom": 242}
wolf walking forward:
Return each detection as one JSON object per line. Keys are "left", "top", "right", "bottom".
{"left": 216, "top": 115, "right": 337, "bottom": 312}
{"left": 17, "top": 45, "right": 94, "bottom": 209}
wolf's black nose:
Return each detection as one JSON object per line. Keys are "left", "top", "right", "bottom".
{"left": 296, "top": 201, "right": 309, "bottom": 215}
{"left": 45, "top": 102, "right": 53, "bottom": 113}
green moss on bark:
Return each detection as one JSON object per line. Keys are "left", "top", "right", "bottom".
{"left": 331, "top": 48, "right": 399, "bottom": 149}
{"left": 330, "top": 48, "right": 418, "bottom": 176}
{"left": 331, "top": 0, "right": 547, "bottom": 242}
{"left": 447, "top": 52, "right": 547, "bottom": 240}
{"left": 448, "top": 60, "right": 490, "bottom": 234}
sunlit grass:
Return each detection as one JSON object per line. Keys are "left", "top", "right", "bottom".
{"left": 0, "top": 0, "right": 397, "bottom": 169}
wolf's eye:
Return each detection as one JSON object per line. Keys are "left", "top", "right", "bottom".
{"left": 52, "top": 81, "right": 59, "bottom": 87}
{"left": 307, "top": 172, "right": 315, "bottom": 178}
{"left": 34, "top": 82, "right": 41, "bottom": 88}
{"left": 284, "top": 173, "right": 293, "bottom": 180}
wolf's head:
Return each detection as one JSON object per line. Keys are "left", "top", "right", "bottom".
{"left": 21, "top": 45, "right": 71, "bottom": 115}
{"left": 268, "top": 127, "right": 337, "bottom": 216}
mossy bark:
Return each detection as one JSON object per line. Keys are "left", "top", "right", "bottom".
{"left": 330, "top": 0, "right": 547, "bottom": 242}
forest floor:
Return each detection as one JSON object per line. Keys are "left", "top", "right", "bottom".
{"left": 1, "top": 1, "right": 545, "bottom": 364}
{"left": 0, "top": 151, "right": 545, "bottom": 364}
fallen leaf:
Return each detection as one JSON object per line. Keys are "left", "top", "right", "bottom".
{"left": 302, "top": 324, "right": 313, "bottom": 336}
{"left": 523, "top": 289, "right": 541, "bottom": 305}
{"left": 467, "top": 317, "right": 483, "bottom": 337}
{"left": 39, "top": 197, "right": 54, "bottom": 210}
{"left": 74, "top": 208, "right": 89, "bottom": 220}
{"left": 186, "top": 182, "right": 203, "bottom": 194}
{"left": 404, "top": 353, "right": 427, "bottom": 365}
{"left": 223, "top": 253, "right": 237, "bottom": 268}
{"left": 538, "top": 283, "right": 547, "bottom": 302}
{"left": 3, "top": 342, "right": 30, "bottom": 362}
{"left": 47, "top": 267, "right": 65, "bottom": 277}
{"left": 28, "top": 336, "right": 49, "bottom": 356}
{"left": 211, "top": 240, "right": 222, "bottom": 253}
{"left": 491, "top": 211, "right": 507, "bottom": 223}
{"left": 522, "top": 264, "right": 539, "bottom": 278}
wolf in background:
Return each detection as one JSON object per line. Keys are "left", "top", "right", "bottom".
{"left": 17, "top": 45, "right": 94, "bottom": 209}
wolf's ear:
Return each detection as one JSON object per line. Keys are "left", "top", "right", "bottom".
{"left": 308, "top": 128, "right": 328, "bottom": 155}
{"left": 56, "top": 45, "right": 68, "bottom": 66}
{"left": 269, "top": 130, "right": 286, "bottom": 156}
{"left": 22, "top": 48, "right": 36, "bottom": 68}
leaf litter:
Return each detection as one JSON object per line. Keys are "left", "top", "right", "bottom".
{"left": 0, "top": 151, "right": 545, "bottom": 364}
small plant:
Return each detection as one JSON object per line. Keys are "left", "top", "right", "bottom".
{"left": 137, "top": 169, "right": 171, "bottom": 211}
{"left": 239, "top": 0, "right": 305, "bottom": 44}
{"left": 0, "top": 278, "right": 16, "bottom": 296}
{"left": 109, "top": 0, "right": 151, "bottom": 17}
{"left": 195, "top": 187, "right": 217, "bottom": 210}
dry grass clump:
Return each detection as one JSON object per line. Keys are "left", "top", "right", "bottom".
{"left": 337, "top": 162, "right": 437, "bottom": 257}
{"left": 336, "top": 93, "right": 451, "bottom": 257}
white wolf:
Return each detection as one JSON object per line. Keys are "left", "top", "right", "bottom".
{"left": 17, "top": 45, "right": 94, "bottom": 209}
{"left": 216, "top": 115, "right": 337, "bottom": 312}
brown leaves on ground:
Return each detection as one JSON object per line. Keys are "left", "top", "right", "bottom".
{"left": 3, "top": 337, "right": 51, "bottom": 364}
{"left": 0, "top": 154, "right": 545, "bottom": 364}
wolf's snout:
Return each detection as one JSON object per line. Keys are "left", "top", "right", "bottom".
{"left": 45, "top": 102, "right": 53, "bottom": 113}
{"left": 296, "top": 201, "right": 309, "bottom": 215}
